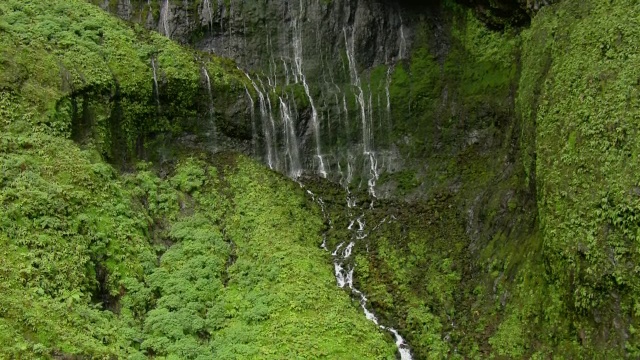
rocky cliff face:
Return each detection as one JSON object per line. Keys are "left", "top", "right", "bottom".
{"left": 95, "top": 0, "right": 508, "bottom": 200}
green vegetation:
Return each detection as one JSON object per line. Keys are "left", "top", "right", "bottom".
{"left": 0, "top": 0, "right": 245, "bottom": 166}
{"left": 0, "top": 0, "right": 396, "bottom": 358}
{"left": 360, "top": 0, "right": 640, "bottom": 358}
{"left": 516, "top": 0, "right": 640, "bottom": 356}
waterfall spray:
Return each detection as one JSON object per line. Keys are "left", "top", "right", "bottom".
{"left": 279, "top": 97, "right": 302, "bottom": 178}
{"left": 202, "top": 66, "right": 217, "bottom": 138}
{"left": 246, "top": 73, "right": 276, "bottom": 170}
{"left": 292, "top": 15, "right": 327, "bottom": 178}
{"left": 160, "top": 0, "right": 170, "bottom": 38}
{"left": 344, "top": 27, "right": 379, "bottom": 197}
{"left": 151, "top": 57, "right": 160, "bottom": 109}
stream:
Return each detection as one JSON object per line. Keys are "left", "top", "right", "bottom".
{"left": 305, "top": 187, "right": 413, "bottom": 360}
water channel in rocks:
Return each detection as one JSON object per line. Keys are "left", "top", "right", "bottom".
{"left": 303, "top": 184, "right": 413, "bottom": 360}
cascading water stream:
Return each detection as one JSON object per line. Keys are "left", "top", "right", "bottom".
{"left": 343, "top": 27, "right": 379, "bottom": 197}
{"left": 341, "top": 196, "right": 412, "bottom": 359}
{"left": 246, "top": 73, "right": 276, "bottom": 170}
{"left": 305, "top": 187, "right": 413, "bottom": 360}
{"left": 160, "top": 0, "right": 170, "bottom": 38}
{"left": 202, "top": 66, "right": 217, "bottom": 138}
{"left": 279, "top": 97, "right": 302, "bottom": 178}
{"left": 292, "top": 14, "right": 327, "bottom": 178}
{"left": 151, "top": 58, "right": 160, "bottom": 109}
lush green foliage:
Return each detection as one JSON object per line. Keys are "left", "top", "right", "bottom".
{"left": 516, "top": 0, "right": 640, "bottom": 356}
{"left": 0, "top": 132, "right": 397, "bottom": 359}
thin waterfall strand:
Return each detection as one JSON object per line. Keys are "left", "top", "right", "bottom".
{"left": 246, "top": 73, "right": 276, "bottom": 169}
{"left": 279, "top": 97, "right": 302, "bottom": 178}
{"left": 292, "top": 15, "right": 327, "bottom": 178}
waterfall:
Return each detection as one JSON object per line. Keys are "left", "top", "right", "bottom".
{"left": 292, "top": 15, "right": 327, "bottom": 178}
{"left": 279, "top": 97, "right": 302, "bottom": 178}
{"left": 123, "top": 0, "right": 132, "bottom": 19}
{"left": 267, "top": 34, "right": 278, "bottom": 89}
{"left": 282, "top": 59, "right": 291, "bottom": 85}
{"left": 343, "top": 28, "right": 370, "bottom": 154}
{"left": 179, "top": 0, "right": 408, "bottom": 194}
{"left": 226, "top": 1, "right": 233, "bottom": 57}
{"left": 245, "top": 86, "right": 257, "bottom": 156}
{"left": 202, "top": 66, "right": 217, "bottom": 138}
{"left": 203, "top": 0, "right": 213, "bottom": 30}
{"left": 367, "top": 152, "right": 380, "bottom": 198}
{"left": 257, "top": 77, "right": 280, "bottom": 171}
{"left": 151, "top": 57, "right": 160, "bottom": 108}
{"left": 386, "top": 67, "right": 392, "bottom": 119}
{"left": 399, "top": 16, "right": 407, "bottom": 60}
{"left": 304, "top": 187, "right": 413, "bottom": 360}
{"left": 246, "top": 74, "right": 276, "bottom": 170}
{"left": 183, "top": 0, "right": 189, "bottom": 27}
{"left": 344, "top": 27, "right": 379, "bottom": 197}
{"left": 217, "top": 0, "right": 224, "bottom": 33}
{"left": 160, "top": 0, "right": 170, "bottom": 38}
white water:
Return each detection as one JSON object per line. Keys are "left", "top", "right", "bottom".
{"left": 301, "top": 179, "right": 412, "bottom": 360}
{"left": 160, "top": 0, "right": 170, "bottom": 38}
{"left": 257, "top": 77, "right": 280, "bottom": 171}
{"left": 279, "top": 97, "right": 302, "bottom": 178}
{"left": 203, "top": 67, "right": 214, "bottom": 113}
{"left": 203, "top": 0, "right": 213, "bottom": 29}
{"left": 344, "top": 27, "right": 381, "bottom": 197}
{"left": 386, "top": 66, "right": 393, "bottom": 120}
{"left": 333, "top": 194, "right": 413, "bottom": 359}
{"left": 183, "top": 0, "right": 189, "bottom": 26}
{"left": 367, "top": 152, "right": 380, "bottom": 198}
{"left": 246, "top": 74, "right": 276, "bottom": 170}
{"left": 292, "top": 15, "right": 327, "bottom": 178}
{"left": 202, "top": 66, "right": 217, "bottom": 138}
{"left": 282, "top": 58, "right": 291, "bottom": 85}
{"left": 244, "top": 86, "right": 257, "bottom": 156}
{"left": 399, "top": 17, "right": 407, "bottom": 60}
{"left": 151, "top": 58, "right": 160, "bottom": 108}
{"left": 343, "top": 28, "right": 370, "bottom": 154}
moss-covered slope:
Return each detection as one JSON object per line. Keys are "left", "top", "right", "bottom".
{"left": 517, "top": 0, "right": 640, "bottom": 356}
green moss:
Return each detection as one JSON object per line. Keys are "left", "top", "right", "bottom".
{"left": 513, "top": 0, "right": 640, "bottom": 356}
